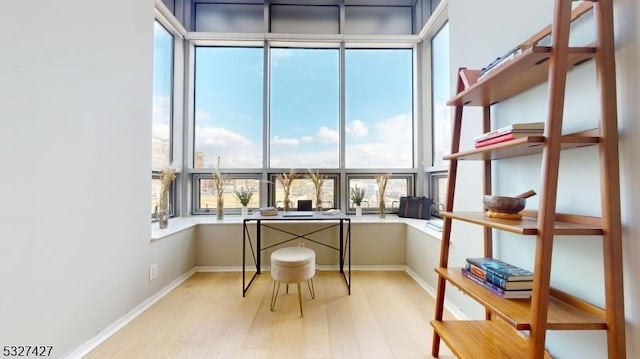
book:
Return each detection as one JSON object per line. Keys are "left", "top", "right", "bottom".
{"left": 466, "top": 257, "right": 534, "bottom": 281}
{"left": 259, "top": 207, "right": 278, "bottom": 216}
{"left": 465, "top": 263, "right": 533, "bottom": 290}
{"left": 474, "top": 131, "right": 542, "bottom": 148}
{"left": 473, "top": 122, "right": 544, "bottom": 142}
{"left": 478, "top": 46, "right": 525, "bottom": 80}
{"left": 461, "top": 268, "right": 532, "bottom": 299}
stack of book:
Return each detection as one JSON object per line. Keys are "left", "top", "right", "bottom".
{"left": 474, "top": 122, "right": 544, "bottom": 148}
{"left": 259, "top": 207, "right": 278, "bottom": 216}
{"left": 461, "top": 257, "right": 534, "bottom": 299}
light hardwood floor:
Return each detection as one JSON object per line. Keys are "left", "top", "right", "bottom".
{"left": 86, "top": 271, "right": 455, "bottom": 359}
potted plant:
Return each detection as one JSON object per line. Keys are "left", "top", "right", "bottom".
{"left": 350, "top": 186, "right": 366, "bottom": 217}
{"left": 234, "top": 186, "right": 254, "bottom": 218}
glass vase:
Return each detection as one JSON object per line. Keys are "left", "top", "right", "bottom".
{"left": 157, "top": 206, "right": 169, "bottom": 229}
{"left": 378, "top": 198, "right": 386, "bottom": 218}
{"left": 355, "top": 205, "right": 362, "bottom": 217}
{"left": 241, "top": 205, "right": 248, "bottom": 218}
{"left": 284, "top": 191, "right": 291, "bottom": 211}
{"left": 217, "top": 196, "right": 224, "bottom": 220}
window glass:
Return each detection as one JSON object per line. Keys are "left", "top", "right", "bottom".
{"left": 198, "top": 177, "right": 261, "bottom": 212}
{"left": 347, "top": 176, "right": 409, "bottom": 212}
{"left": 152, "top": 21, "right": 174, "bottom": 220}
{"left": 194, "top": 47, "right": 264, "bottom": 169}
{"left": 270, "top": 48, "right": 339, "bottom": 168}
{"left": 345, "top": 49, "right": 413, "bottom": 168}
{"left": 152, "top": 21, "right": 174, "bottom": 170}
{"left": 272, "top": 176, "right": 337, "bottom": 210}
{"left": 431, "top": 22, "right": 451, "bottom": 167}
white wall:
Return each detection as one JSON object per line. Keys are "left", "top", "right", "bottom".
{"left": 0, "top": 1, "right": 195, "bottom": 357}
{"left": 447, "top": 0, "right": 640, "bottom": 357}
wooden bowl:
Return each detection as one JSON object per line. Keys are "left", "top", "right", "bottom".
{"left": 483, "top": 195, "right": 526, "bottom": 214}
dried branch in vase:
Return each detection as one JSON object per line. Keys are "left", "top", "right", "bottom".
{"left": 159, "top": 164, "right": 176, "bottom": 211}
{"left": 307, "top": 169, "right": 326, "bottom": 211}
{"left": 212, "top": 156, "right": 230, "bottom": 198}
{"left": 276, "top": 169, "right": 297, "bottom": 211}
{"left": 375, "top": 173, "right": 391, "bottom": 218}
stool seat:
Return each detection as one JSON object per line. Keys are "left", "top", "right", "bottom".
{"left": 270, "top": 247, "right": 316, "bottom": 317}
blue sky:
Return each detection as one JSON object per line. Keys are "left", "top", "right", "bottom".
{"left": 155, "top": 39, "right": 414, "bottom": 169}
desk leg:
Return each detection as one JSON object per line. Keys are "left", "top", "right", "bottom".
{"left": 348, "top": 219, "right": 351, "bottom": 295}
{"left": 242, "top": 220, "right": 246, "bottom": 297}
{"left": 257, "top": 220, "right": 261, "bottom": 274}
{"left": 339, "top": 219, "right": 344, "bottom": 274}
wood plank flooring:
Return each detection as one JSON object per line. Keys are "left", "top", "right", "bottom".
{"left": 86, "top": 271, "right": 455, "bottom": 359}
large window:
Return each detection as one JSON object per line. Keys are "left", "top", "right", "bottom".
{"left": 429, "top": 22, "right": 450, "bottom": 217}
{"left": 152, "top": 21, "right": 174, "bottom": 218}
{"left": 194, "top": 47, "right": 264, "bottom": 169}
{"left": 269, "top": 48, "right": 339, "bottom": 168}
{"left": 189, "top": 45, "right": 415, "bottom": 214}
{"left": 347, "top": 176, "right": 411, "bottom": 213}
{"left": 345, "top": 49, "right": 413, "bottom": 168}
{"left": 193, "top": 176, "right": 261, "bottom": 214}
{"left": 271, "top": 175, "right": 338, "bottom": 210}
{"left": 431, "top": 22, "right": 451, "bottom": 168}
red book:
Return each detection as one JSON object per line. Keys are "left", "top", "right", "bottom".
{"left": 474, "top": 132, "right": 540, "bottom": 148}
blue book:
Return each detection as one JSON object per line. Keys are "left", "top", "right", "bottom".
{"left": 466, "top": 257, "right": 534, "bottom": 282}
{"left": 461, "top": 269, "right": 532, "bottom": 299}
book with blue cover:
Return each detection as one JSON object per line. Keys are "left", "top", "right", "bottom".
{"left": 461, "top": 268, "right": 532, "bottom": 299}
{"left": 466, "top": 257, "right": 534, "bottom": 281}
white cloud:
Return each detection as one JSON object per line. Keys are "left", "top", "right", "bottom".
{"left": 271, "top": 136, "right": 300, "bottom": 146}
{"left": 346, "top": 119, "right": 368, "bottom": 137}
{"left": 194, "top": 126, "right": 261, "bottom": 168}
{"left": 345, "top": 113, "right": 413, "bottom": 168}
{"left": 301, "top": 136, "right": 314, "bottom": 143}
{"left": 315, "top": 126, "right": 339, "bottom": 143}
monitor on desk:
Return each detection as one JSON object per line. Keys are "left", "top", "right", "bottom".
{"left": 297, "top": 200, "right": 313, "bottom": 211}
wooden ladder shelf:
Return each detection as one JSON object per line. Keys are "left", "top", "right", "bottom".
{"left": 430, "top": 1, "right": 626, "bottom": 358}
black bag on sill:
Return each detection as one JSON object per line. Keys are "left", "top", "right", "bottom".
{"left": 398, "top": 196, "right": 432, "bottom": 220}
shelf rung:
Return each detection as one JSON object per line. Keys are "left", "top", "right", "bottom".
{"left": 431, "top": 320, "right": 552, "bottom": 359}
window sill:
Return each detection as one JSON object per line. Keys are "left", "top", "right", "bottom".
{"left": 151, "top": 214, "right": 443, "bottom": 241}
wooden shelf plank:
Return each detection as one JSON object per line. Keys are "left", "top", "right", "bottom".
{"left": 431, "top": 320, "right": 552, "bottom": 359}
{"left": 436, "top": 268, "right": 607, "bottom": 330}
{"left": 447, "top": 46, "right": 596, "bottom": 107}
{"left": 440, "top": 211, "right": 603, "bottom": 235}
{"left": 444, "top": 130, "right": 600, "bottom": 161}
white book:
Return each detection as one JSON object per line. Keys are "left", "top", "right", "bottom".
{"left": 474, "top": 122, "right": 544, "bottom": 142}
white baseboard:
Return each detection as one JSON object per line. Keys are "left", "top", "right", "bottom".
{"left": 62, "top": 268, "right": 196, "bottom": 359}
{"left": 404, "top": 266, "right": 468, "bottom": 320}
{"left": 64, "top": 264, "right": 465, "bottom": 358}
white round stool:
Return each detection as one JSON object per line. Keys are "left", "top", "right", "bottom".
{"left": 270, "top": 247, "right": 316, "bottom": 317}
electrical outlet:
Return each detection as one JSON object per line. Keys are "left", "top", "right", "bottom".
{"left": 149, "top": 264, "right": 158, "bottom": 281}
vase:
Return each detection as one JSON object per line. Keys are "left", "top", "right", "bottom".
{"left": 355, "top": 205, "right": 362, "bottom": 217}
{"left": 378, "top": 198, "right": 386, "bottom": 218}
{"left": 157, "top": 206, "right": 169, "bottom": 229}
{"left": 241, "top": 205, "right": 248, "bottom": 218}
{"left": 284, "top": 192, "right": 290, "bottom": 211}
{"left": 315, "top": 192, "right": 323, "bottom": 212}
{"left": 217, "top": 196, "right": 224, "bottom": 220}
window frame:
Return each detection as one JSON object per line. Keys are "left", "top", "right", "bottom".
{"left": 267, "top": 172, "right": 340, "bottom": 211}
{"left": 192, "top": 173, "right": 263, "bottom": 215}
{"left": 151, "top": 19, "right": 176, "bottom": 221}
{"left": 346, "top": 174, "right": 414, "bottom": 215}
